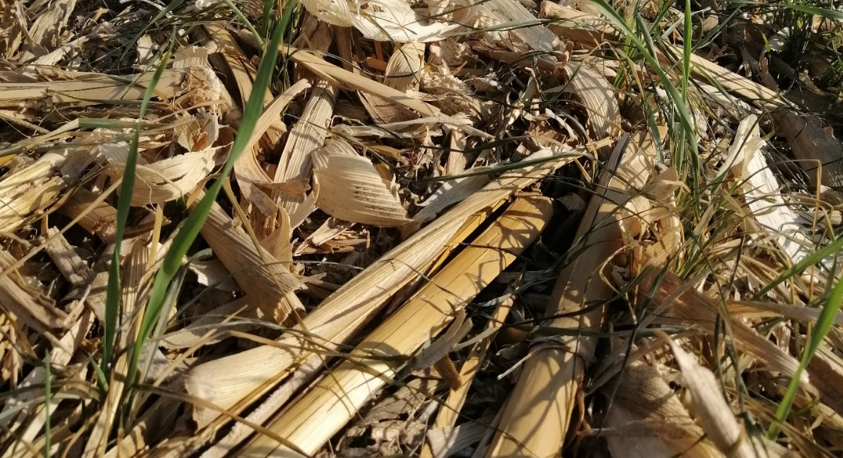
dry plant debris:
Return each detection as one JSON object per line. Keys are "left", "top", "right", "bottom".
{"left": 1, "top": 0, "right": 843, "bottom": 457}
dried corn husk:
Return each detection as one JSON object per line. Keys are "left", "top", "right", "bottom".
{"left": 274, "top": 80, "right": 337, "bottom": 222}
{"left": 197, "top": 198, "right": 304, "bottom": 323}
{"left": 58, "top": 187, "right": 118, "bottom": 242}
{"left": 234, "top": 79, "right": 311, "bottom": 200}
{"left": 384, "top": 43, "right": 425, "bottom": 92}
{"left": 734, "top": 116, "right": 816, "bottom": 266}
{"left": 0, "top": 248, "right": 68, "bottom": 335}
{"left": 161, "top": 299, "right": 260, "bottom": 349}
{"left": 287, "top": 46, "right": 440, "bottom": 117}
{"left": 662, "top": 334, "right": 795, "bottom": 458}
{"left": 480, "top": 0, "right": 558, "bottom": 53}
{"left": 405, "top": 173, "right": 490, "bottom": 236}
{"left": 486, "top": 133, "right": 651, "bottom": 458}
{"left": 539, "top": 2, "right": 612, "bottom": 46}
{"left": 566, "top": 60, "right": 621, "bottom": 141}
{"left": 240, "top": 195, "right": 554, "bottom": 457}
{"left": 634, "top": 261, "right": 803, "bottom": 376}
{"left": 0, "top": 311, "right": 93, "bottom": 447}
{"left": 0, "top": 149, "right": 93, "bottom": 232}
{"left": 103, "top": 143, "right": 215, "bottom": 206}
{"left": 183, "top": 140, "right": 610, "bottom": 428}
{"left": 313, "top": 142, "right": 410, "bottom": 227}
{"left": 538, "top": 2, "right": 788, "bottom": 113}
{"left": 82, "top": 242, "right": 151, "bottom": 457}
{"left": 299, "top": 0, "right": 466, "bottom": 42}
{"left": 603, "top": 361, "right": 722, "bottom": 458}
{"left": 0, "top": 71, "right": 183, "bottom": 109}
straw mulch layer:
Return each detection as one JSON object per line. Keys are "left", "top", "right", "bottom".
{"left": 1, "top": 0, "right": 843, "bottom": 456}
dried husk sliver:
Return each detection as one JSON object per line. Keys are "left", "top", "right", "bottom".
{"left": 197, "top": 198, "right": 304, "bottom": 324}
{"left": 183, "top": 141, "right": 609, "bottom": 428}
{"left": 103, "top": 143, "right": 215, "bottom": 206}
{"left": 239, "top": 195, "right": 554, "bottom": 457}
{"left": 313, "top": 142, "right": 410, "bottom": 227}
{"left": 274, "top": 80, "right": 337, "bottom": 222}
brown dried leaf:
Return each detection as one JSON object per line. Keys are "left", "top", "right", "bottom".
{"left": 314, "top": 142, "right": 410, "bottom": 227}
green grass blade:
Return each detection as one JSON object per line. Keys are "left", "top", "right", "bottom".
{"left": 260, "top": 0, "right": 275, "bottom": 36}
{"left": 102, "top": 41, "right": 175, "bottom": 372}
{"left": 124, "top": 0, "right": 297, "bottom": 393}
{"left": 221, "top": 0, "right": 264, "bottom": 48}
{"left": 751, "top": 236, "right": 843, "bottom": 300}
{"left": 588, "top": 0, "right": 699, "bottom": 164}
{"left": 768, "top": 268, "right": 843, "bottom": 438}
{"left": 681, "top": 0, "right": 692, "bottom": 105}
{"left": 786, "top": 4, "right": 843, "bottom": 20}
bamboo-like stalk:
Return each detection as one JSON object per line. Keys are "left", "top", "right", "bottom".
{"left": 485, "top": 134, "right": 651, "bottom": 458}
{"left": 183, "top": 140, "right": 610, "bottom": 429}
{"left": 421, "top": 293, "right": 516, "bottom": 458}
{"left": 196, "top": 197, "right": 304, "bottom": 324}
{"left": 239, "top": 194, "right": 554, "bottom": 457}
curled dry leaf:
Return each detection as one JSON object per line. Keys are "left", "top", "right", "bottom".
{"left": 0, "top": 149, "right": 93, "bottom": 232}
{"left": 197, "top": 198, "right": 305, "bottom": 324}
{"left": 299, "top": 0, "right": 466, "bottom": 42}
{"left": 604, "top": 361, "right": 722, "bottom": 458}
{"left": 565, "top": 60, "right": 621, "bottom": 140}
{"left": 103, "top": 142, "right": 215, "bottom": 206}
{"left": 313, "top": 140, "right": 410, "bottom": 227}
{"left": 384, "top": 42, "right": 425, "bottom": 92}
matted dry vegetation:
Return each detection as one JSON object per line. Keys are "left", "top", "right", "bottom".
{"left": 1, "top": 0, "right": 843, "bottom": 456}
